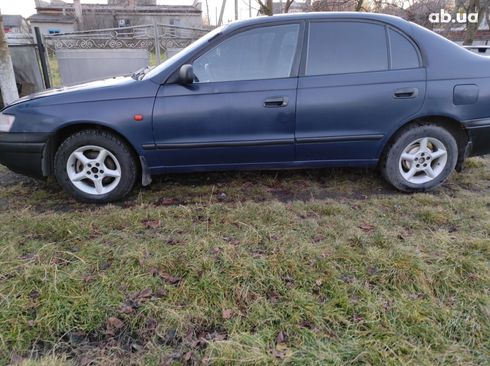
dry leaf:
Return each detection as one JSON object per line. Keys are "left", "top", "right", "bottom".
{"left": 166, "top": 238, "right": 180, "bottom": 245}
{"left": 29, "top": 290, "right": 40, "bottom": 300}
{"left": 143, "top": 219, "right": 161, "bottom": 229}
{"left": 138, "top": 288, "right": 153, "bottom": 299}
{"left": 276, "top": 331, "right": 287, "bottom": 344}
{"left": 155, "top": 288, "right": 167, "bottom": 298}
{"left": 106, "top": 317, "right": 124, "bottom": 335}
{"left": 222, "top": 309, "right": 233, "bottom": 319}
{"left": 158, "top": 272, "right": 181, "bottom": 285}
{"left": 119, "top": 305, "right": 134, "bottom": 314}
{"left": 313, "top": 235, "right": 325, "bottom": 243}
{"left": 359, "top": 223, "right": 376, "bottom": 232}
{"left": 83, "top": 275, "right": 95, "bottom": 283}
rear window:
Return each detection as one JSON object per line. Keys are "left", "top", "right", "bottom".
{"left": 389, "top": 28, "right": 420, "bottom": 69}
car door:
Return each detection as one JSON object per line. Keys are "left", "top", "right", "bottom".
{"left": 296, "top": 20, "right": 426, "bottom": 163}
{"left": 151, "top": 23, "right": 303, "bottom": 169}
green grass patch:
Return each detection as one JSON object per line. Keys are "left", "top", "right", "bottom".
{"left": 0, "top": 160, "right": 489, "bottom": 365}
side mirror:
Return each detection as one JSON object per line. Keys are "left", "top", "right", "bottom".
{"left": 178, "top": 64, "right": 195, "bottom": 84}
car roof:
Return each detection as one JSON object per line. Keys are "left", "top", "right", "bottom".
{"left": 224, "top": 12, "right": 411, "bottom": 32}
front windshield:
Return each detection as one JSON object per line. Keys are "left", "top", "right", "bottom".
{"left": 143, "top": 25, "right": 227, "bottom": 80}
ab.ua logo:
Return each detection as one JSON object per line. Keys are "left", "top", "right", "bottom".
{"left": 429, "top": 9, "right": 478, "bottom": 23}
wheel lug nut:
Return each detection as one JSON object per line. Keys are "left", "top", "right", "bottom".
{"left": 96, "top": 163, "right": 100, "bottom": 167}
{"left": 94, "top": 175, "right": 98, "bottom": 179}
{"left": 100, "top": 170, "right": 104, "bottom": 174}
{"left": 416, "top": 164, "right": 420, "bottom": 168}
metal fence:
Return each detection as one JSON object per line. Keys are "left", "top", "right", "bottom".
{"left": 40, "top": 23, "right": 210, "bottom": 86}
{"left": 44, "top": 23, "right": 210, "bottom": 63}
{"left": 463, "top": 44, "right": 490, "bottom": 55}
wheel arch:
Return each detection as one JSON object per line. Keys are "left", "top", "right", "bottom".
{"left": 379, "top": 116, "right": 469, "bottom": 170}
{"left": 43, "top": 122, "right": 151, "bottom": 185}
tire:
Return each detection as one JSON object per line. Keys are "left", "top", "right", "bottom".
{"left": 381, "top": 124, "right": 458, "bottom": 192}
{"left": 54, "top": 129, "right": 137, "bottom": 203}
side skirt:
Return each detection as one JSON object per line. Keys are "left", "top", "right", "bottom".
{"left": 148, "top": 159, "right": 379, "bottom": 175}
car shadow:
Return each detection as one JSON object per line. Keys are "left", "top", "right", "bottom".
{"left": 1, "top": 161, "right": 483, "bottom": 213}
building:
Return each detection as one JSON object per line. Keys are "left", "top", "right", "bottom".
{"left": 28, "top": 0, "right": 203, "bottom": 35}
{"left": 1, "top": 15, "right": 44, "bottom": 107}
{"left": 2, "top": 15, "right": 31, "bottom": 34}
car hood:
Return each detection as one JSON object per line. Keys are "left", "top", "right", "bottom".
{"left": 7, "top": 76, "right": 150, "bottom": 108}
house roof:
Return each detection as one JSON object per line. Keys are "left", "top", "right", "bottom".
{"left": 35, "top": 2, "right": 201, "bottom": 14}
{"left": 28, "top": 13, "right": 75, "bottom": 24}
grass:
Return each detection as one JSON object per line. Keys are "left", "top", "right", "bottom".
{"left": 0, "top": 159, "right": 489, "bottom": 365}
{"left": 47, "top": 54, "right": 61, "bottom": 89}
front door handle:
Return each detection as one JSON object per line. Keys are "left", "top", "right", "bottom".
{"left": 264, "top": 97, "right": 289, "bottom": 108}
{"left": 394, "top": 88, "right": 418, "bottom": 99}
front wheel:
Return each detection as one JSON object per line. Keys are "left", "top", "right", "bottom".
{"left": 54, "top": 130, "right": 137, "bottom": 203}
{"left": 381, "top": 124, "right": 458, "bottom": 192}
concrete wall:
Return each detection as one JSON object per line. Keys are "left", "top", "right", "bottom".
{"left": 56, "top": 48, "right": 149, "bottom": 85}
{"left": 81, "top": 13, "right": 203, "bottom": 31}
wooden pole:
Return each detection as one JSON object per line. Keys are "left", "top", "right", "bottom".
{"left": 0, "top": 10, "right": 19, "bottom": 106}
{"left": 34, "top": 27, "right": 51, "bottom": 89}
{"left": 218, "top": 0, "right": 226, "bottom": 26}
{"left": 205, "top": 0, "right": 211, "bottom": 26}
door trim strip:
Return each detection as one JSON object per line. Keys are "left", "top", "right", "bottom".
{"left": 296, "top": 134, "right": 384, "bottom": 143}
{"left": 149, "top": 139, "right": 293, "bottom": 150}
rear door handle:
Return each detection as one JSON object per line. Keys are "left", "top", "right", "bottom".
{"left": 394, "top": 88, "right": 418, "bottom": 99}
{"left": 264, "top": 97, "right": 289, "bottom": 108}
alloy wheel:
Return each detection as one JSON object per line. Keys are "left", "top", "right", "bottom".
{"left": 398, "top": 137, "right": 448, "bottom": 184}
{"left": 66, "top": 145, "right": 122, "bottom": 195}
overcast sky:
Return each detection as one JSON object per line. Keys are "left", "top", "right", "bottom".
{"left": 0, "top": 0, "right": 263, "bottom": 25}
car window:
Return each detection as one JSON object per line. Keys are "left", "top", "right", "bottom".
{"left": 143, "top": 25, "right": 228, "bottom": 80}
{"left": 389, "top": 28, "right": 420, "bottom": 69}
{"left": 193, "top": 24, "right": 300, "bottom": 83}
{"left": 306, "top": 21, "right": 388, "bottom": 76}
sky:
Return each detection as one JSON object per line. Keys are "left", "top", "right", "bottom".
{"left": 0, "top": 0, "right": 263, "bottom": 25}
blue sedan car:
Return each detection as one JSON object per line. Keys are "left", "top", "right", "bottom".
{"left": 1, "top": 12, "right": 489, "bottom": 202}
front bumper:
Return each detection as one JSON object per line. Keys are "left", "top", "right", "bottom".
{"left": 463, "top": 119, "right": 490, "bottom": 156}
{"left": 0, "top": 132, "right": 51, "bottom": 178}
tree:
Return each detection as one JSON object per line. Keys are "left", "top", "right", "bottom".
{"left": 256, "top": 0, "right": 295, "bottom": 15}
{"left": 0, "top": 9, "right": 19, "bottom": 106}
{"left": 460, "top": 0, "right": 489, "bottom": 45}
{"left": 380, "top": 0, "right": 453, "bottom": 29}
{"left": 307, "top": 0, "right": 366, "bottom": 12}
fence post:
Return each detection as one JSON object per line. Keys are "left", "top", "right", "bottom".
{"left": 0, "top": 10, "right": 19, "bottom": 106}
{"left": 153, "top": 23, "right": 161, "bottom": 65}
{"left": 34, "top": 27, "right": 51, "bottom": 89}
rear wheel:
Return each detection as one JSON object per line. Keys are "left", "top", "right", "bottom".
{"left": 54, "top": 130, "right": 137, "bottom": 203}
{"left": 381, "top": 124, "right": 458, "bottom": 192}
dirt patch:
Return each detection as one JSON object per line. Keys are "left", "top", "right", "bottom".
{"left": 0, "top": 168, "right": 37, "bottom": 187}
{"left": 1, "top": 159, "right": 489, "bottom": 213}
